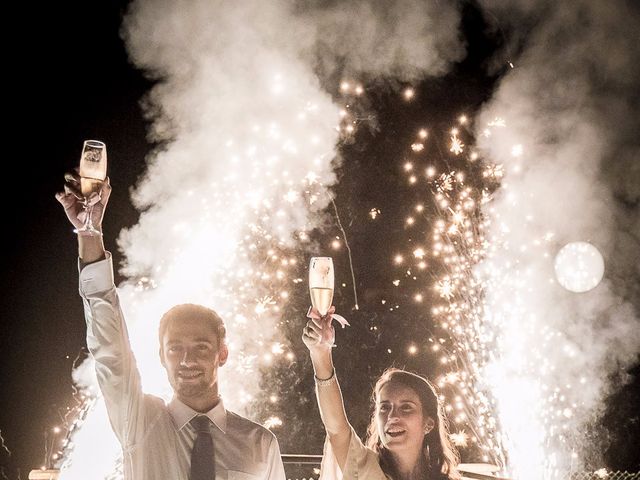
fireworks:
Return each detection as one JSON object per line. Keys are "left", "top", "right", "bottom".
{"left": 393, "top": 109, "right": 607, "bottom": 479}
{"left": 49, "top": 75, "right": 604, "bottom": 480}
{"left": 53, "top": 65, "right": 343, "bottom": 477}
{"left": 450, "top": 134, "right": 465, "bottom": 155}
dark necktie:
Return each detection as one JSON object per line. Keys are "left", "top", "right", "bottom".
{"left": 190, "top": 415, "right": 215, "bottom": 480}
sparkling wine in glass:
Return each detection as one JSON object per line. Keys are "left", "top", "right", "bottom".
{"left": 75, "top": 140, "right": 107, "bottom": 235}
{"left": 309, "top": 257, "right": 334, "bottom": 317}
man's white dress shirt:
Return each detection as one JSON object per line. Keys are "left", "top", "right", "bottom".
{"left": 79, "top": 253, "right": 286, "bottom": 480}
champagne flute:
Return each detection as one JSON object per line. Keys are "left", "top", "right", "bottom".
{"left": 309, "top": 257, "right": 334, "bottom": 317}
{"left": 74, "top": 140, "right": 107, "bottom": 235}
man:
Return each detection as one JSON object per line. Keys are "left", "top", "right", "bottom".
{"left": 56, "top": 174, "right": 286, "bottom": 480}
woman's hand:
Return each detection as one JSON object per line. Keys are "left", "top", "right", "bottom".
{"left": 302, "top": 306, "right": 336, "bottom": 351}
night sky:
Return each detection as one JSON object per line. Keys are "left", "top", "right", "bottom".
{"left": 2, "top": 1, "right": 150, "bottom": 476}
{"left": 2, "top": 1, "right": 639, "bottom": 478}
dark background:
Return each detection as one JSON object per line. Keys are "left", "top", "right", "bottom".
{"left": 1, "top": 1, "right": 638, "bottom": 478}
{"left": 2, "top": 1, "right": 150, "bottom": 476}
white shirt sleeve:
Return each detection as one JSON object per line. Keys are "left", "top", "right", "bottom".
{"left": 79, "top": 252, "right": 144, "bottom": 448}
{"left": 264, "top": 433, "right": 287, "bottom": 480}
{"left": 319, "top": 426, "right": 387, "bottom": 480}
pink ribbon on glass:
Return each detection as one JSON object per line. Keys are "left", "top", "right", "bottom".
{"left": 307, "top": 306, "right": 350, "bottom": 347}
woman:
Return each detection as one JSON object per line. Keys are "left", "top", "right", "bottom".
{"left": 302, "top": 307, "right": 460, "bottom": 480}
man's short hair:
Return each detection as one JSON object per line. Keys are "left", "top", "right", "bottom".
{"left": 158, "top": 303, "right": 227, "bottom": 348}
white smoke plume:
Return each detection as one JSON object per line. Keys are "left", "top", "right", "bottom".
{"left": 475, "top": 0, "right": 640, "bottom": 477}
{"left": 292, "top": 0, "right": 465, "bottom": 82}
{"left": 60, "top": 0, "right": 466, "bottom": 477}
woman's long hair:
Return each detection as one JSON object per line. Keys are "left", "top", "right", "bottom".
{"left": 365, "top": 368, "right": 461, "bottom": 480}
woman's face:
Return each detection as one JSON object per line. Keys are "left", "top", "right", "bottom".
{"left": 376, "top": 382, "right": 433, "bottom": 453}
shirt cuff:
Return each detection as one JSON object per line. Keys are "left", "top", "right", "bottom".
{"left": 78, "top": 251, "right": 115, "bottom": 296}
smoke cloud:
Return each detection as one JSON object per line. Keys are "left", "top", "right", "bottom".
{"left": 475, "top": 0, "right": 640, "bottom": 476}
{"left": 57, "top": 0, "right": 640, "bottom": 477}
{"left": 292, "top": 0, "right": 465, "bottom": 82}
{"left": 60, "top": 0, "right": 466, "bottom": 477}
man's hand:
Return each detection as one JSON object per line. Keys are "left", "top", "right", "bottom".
{"left": 55, "top": 172, "right": 112, "bottom": 233}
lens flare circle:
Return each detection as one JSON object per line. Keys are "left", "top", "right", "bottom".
{"left": 554, "top": 242, "right": 605, "bottom": 293}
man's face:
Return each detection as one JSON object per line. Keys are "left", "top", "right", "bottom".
{"left": 160, "top": 316, "right": 228, "bottom": 405}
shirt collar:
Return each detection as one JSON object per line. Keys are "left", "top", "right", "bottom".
{"left": 168, "top": 395, "right": 227, "bottom": 434}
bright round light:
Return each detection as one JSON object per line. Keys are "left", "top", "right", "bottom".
{"left": 554, "top": 242, "right": 605, "bottom": 293}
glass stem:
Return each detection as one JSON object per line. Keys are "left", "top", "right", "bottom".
{"left": 85, "top": 202, "right": 94, "bottom": 230}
